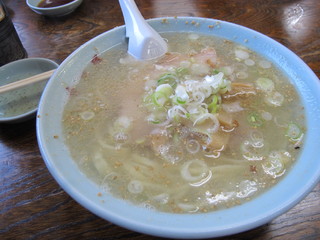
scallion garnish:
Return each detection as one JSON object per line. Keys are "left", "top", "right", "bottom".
{"left": 208, "top": 95, "right": 219, "bottom": 113}
{"left": 247, "top": 112, "right": 264, "bottom": 127}
{"left": 157, "top": 73, "right": 178, "bottom": 87}
{"left": 285, "top": 123, "right": 302, "bottom": 140}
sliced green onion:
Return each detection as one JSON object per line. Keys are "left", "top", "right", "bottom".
{"left": 235, "top": 49, "right": 250, "bottom": 60}
{"left": 152, "top": 91, "right": 167, "bottom": 107}
{"left": 286, "top": 123, "right": 302, "bottom": 140}
{"left": 157, "top": 73, "right": 178, "bottom": 88}
{"left": 218, "top": 80, "right": 231, "bottom": 94}
{"left": 259, "top": 60, "right": 272, "bottom": 69}
{"left": 155, "top": 83, "right": 173, "bottom": 97}
{"left": 208, "top": 95, "right": 219, "bottom": 113}
{"left": 167, "top": 105, "right": 188, "bottom": 122}
{"left": 265, "top": 91, "right": 284, "bottom": 107}
{"left": 175, "top": 67, "right": 189, "bottom": 77}
{"left": 151, "top": 120, "right": 161, "bottom": 124}
{"left": 247, "top": 112, "right": 264, "bottom": 127}
{"left": 146, "top": 112, "right": 167, "bottom": 124}
{"left": 210, "top": 104, "right": 219, "bottom": 114}
{"left": 193, "top": 113, "right": 220, "bottom": 134}
{"left": 173, "top": 96, "right": 187, "bottom": 104}
{"left": 212, "top": 69, "right": 220, "bottom": 75}
{"left": 143, "top": 92, "right": 152, "bottom": 104}
{"left": 174, "top": 85, "right": 189, "bottom": 104}
{"left": 255, "top": 78, "right": 274, "bottom": 92}
{"left": 145, "top": 67, "right": 233, "bottom": 128}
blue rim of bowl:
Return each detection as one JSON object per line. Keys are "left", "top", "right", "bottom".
{"left": 36, "top": 17, "right": 320, "bottom": 239}
{"left": 26, "top": 0, "right": 81, "bottom": 11}
{"left": 0, "top": 58, "right": 58, "bottom": 123}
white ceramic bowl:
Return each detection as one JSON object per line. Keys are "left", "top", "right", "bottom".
{"left": 0, "top": 58, "right": 58, "bottom": 123}
{"left": 26, "top": 0, "right": 83, "bottom": 17}
{"left": 36, "top": 17, "right": 320, "bottom": 238}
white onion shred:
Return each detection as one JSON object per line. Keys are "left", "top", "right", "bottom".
{"left": 168, "top": 105, "right": 188, "bottom": 119}
{"left": 193, "top": 113, "right": 220, "bottom": 133}
{"left": 192, "top": 91, "right": 206, "bottom": 103}
{"left": 175, "top": 85, "right": 189, "bottom": 101}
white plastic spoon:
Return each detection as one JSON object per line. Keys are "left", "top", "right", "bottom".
{"left": 119, "top": 0, "right": 167, "bottom": 60}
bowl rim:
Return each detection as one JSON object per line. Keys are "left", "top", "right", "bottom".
{"left": 0, "top": 57, "right": 59, "bottom": 123}
{"left": 36, "top": 16, "right": 320, "bottom": 239}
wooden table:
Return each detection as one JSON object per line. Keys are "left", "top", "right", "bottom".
{"left": 1, "top": 0, "right": 319, "bottom": 239}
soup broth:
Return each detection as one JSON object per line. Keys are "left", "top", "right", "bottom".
{"left": 62, "top": 33, "right": 305, "bottom": 213}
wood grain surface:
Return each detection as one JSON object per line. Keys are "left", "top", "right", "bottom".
{"left": 1, "top": 0, "right": 319, "bottom": 239}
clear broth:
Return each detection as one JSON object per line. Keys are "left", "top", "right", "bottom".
{"left": 62, "top": 33, "right": 305, "bottom": 213}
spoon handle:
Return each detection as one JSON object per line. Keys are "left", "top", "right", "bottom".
{"left": 119, "top": 0, "right": 144, "bottom": 38}
{"left": 119, "top": 0, "right": 167, "bottom": 60}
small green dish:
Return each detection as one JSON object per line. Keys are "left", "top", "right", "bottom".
{"left": 0, "top": 58, "right": 58, "bottom": 123}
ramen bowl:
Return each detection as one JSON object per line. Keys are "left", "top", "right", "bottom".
{"left": 36, "top": 17, "right": 320, "bottom": 238}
